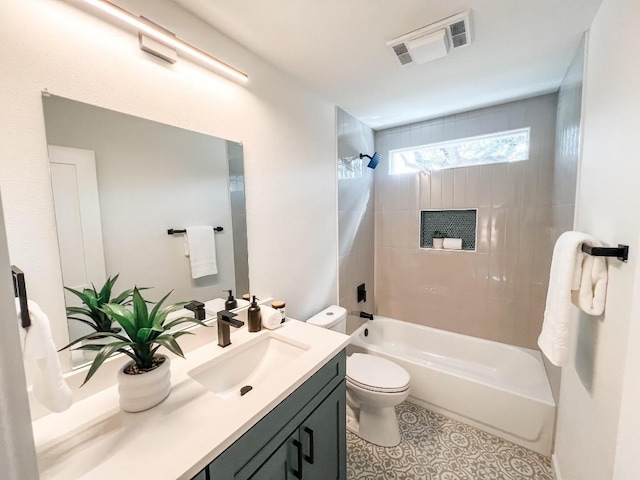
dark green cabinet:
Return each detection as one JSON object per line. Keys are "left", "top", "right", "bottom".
{"left": 247, "top": 383, "right": 345, "bottom": 480}
{"left": 202, "top": 351, "right": 346, "bottom": 480}
{"left": 298, "top": 385, "right": 344, "bottom": 480}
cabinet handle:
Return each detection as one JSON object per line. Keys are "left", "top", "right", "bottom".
{"left": 303, "top": 427, "right": 315, "bottom": 465}
{"left": 291, "top": 439, "right": 303, "bottom": 479}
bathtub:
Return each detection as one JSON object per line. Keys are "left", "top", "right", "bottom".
{"left": 348, "top": 317, "right": 555, "bottom": 456}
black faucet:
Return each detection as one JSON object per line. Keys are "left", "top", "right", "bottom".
{"left": 217, "top": 310, "right": 244, "bottom": 348}
{"left": 185, "top": 301, "right": 206, "bottom": 321}
{"left": 360, "top": 311, "right": 374, "bottom": 320}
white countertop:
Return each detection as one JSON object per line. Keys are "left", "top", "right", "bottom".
{"left": 32, "top": 320, "right": 349, "bottom": 480}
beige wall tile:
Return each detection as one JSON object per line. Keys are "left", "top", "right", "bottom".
{"left": 430, "top": 170, "right": 442, "bottom": 208}
{"left": 477, "top": 207, "right": 492, "bottom": 254}
{"left": 478, "top": 166, "right": 493, "bottom": 207}
{"left": 442, "top": 169, "right": 454, "bottom": 208}
{"left": 465, "top": 166, "right": 480, "bottom": 207}
{"left": 454, "top": 168, "right": 467, "bottom": 208}
{"left": 419, "top": 172, "right": 431, "bottom": 209}
{"left": 374, "top": 94, "right": 559, "bottom": 348}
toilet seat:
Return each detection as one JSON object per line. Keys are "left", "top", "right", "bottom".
{"left": 346, "top": 353, "right": 410, "bottom": 394}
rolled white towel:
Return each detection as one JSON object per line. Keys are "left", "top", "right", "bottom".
{"left": 443, "top": 238, "right": 462, "bottom": 250}
{"left": 17, "top": 299, "right": 73, "bottom": 412}
{"left": 577, "top": 252, "right": 608, "bottom": 315}
{"left": 260, "top": 305, "right": 281, "bottom": 330}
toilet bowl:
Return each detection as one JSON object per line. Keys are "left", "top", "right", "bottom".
{"left": 307, "top": 306, "right": 411, "bottom": 447}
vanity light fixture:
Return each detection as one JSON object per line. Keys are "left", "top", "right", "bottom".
{"left": 79, "top": 0, "right": 249, "bottom": 82}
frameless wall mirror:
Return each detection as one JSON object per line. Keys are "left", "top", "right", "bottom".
{"left": 41, "top": 94, "right": 249, "bottom": 367}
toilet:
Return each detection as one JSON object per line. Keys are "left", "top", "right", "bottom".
{"left": 307, "top": 306, "right": 410, "bottom": 447}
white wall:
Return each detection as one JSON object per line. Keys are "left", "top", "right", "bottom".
{"left": 0, "top": 193, "right": 39, "bottom": 479}
{"left": 0, "top": 0, "right": 337, "bottom": 372}
{"left": 553, "top": 0, "right": 640, "bottom": 478}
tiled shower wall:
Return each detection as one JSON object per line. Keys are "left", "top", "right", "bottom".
{"left": 545, "top": 38, "right": 585, "bottom": 400}
{"left": 374, "top": 94, "right": 558, "bottom": 349}
{"left": 337, "top": 108, "right": 375, "bottom": 330}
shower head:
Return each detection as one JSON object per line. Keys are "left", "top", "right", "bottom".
{"left": 360, "top": 152, "right": 381, "bottom": 169}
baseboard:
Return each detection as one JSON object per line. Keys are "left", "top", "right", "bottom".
{"left": 552, "top": 454, "right": 562, "bottom": 480}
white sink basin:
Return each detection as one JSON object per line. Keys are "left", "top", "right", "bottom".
{"left": 188, "top": 333, "right": 310, "bottom": 399}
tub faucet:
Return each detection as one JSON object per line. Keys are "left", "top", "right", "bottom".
{"left": 360, "top": 311, "right": 374, "bottom": 320}
{"left": 217, "top": 310, "right": 244, "bottom": 348}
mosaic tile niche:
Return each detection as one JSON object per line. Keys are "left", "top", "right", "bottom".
{"left": 420, "top": 209, "right": 477, "bottom": 250}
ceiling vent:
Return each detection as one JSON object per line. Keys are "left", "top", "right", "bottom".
{"left": 387, "top": 11, "right": 472, "bottom": 67}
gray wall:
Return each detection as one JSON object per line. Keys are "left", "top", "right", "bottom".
{"left": 42, "top": 96, "right": 236, "bottom": 307}
{"left": 374, "top": 94, "right": 558, "bottom": 349}
{"left": 337, "top": 108, "right": 375, "bottom": 331}
{"left": 227, "top": 141, "right": 249, "bottom": 297}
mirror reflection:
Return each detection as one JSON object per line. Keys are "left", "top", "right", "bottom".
{"left": 41, "top": 95, "right": 249, "bottom": 366}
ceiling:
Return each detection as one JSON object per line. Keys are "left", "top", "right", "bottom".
{"left": 172, "top": 0, "right": 602, "bottom": 129}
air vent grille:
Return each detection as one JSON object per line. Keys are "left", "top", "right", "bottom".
{"left": 450, "top": 20, "right": 468, "bottom": 48}
{"left": 387, "top": 11, "right": 471, "bottom": 66}
{"left": 449, "top": 20, "right": 466, "bottom": 37}
{"left": 392, "top": 42, "right": 413, "bottom": 65}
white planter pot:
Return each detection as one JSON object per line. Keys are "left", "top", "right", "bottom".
{"left": 117, "top": 355, "right": 171, "bottom": 413}
{"left": 433, "top": 238, "right": 444, "bottom": 249}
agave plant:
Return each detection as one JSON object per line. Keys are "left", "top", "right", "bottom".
{"left": 61, "top": 287, "right": 206, "bottom": 385}
{"left": 65, "top": 274, "right": 139, "bottom": 334}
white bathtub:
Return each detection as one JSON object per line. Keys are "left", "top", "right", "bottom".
{"left": 348, "top": 317, "right": 555, "bottom": 456}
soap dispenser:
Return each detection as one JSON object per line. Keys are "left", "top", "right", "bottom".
{"left": 248, "top": 296, "right": 262, "bottom": 332}
{"left": 224, "top": 290, "right": 238, "bottom": 311}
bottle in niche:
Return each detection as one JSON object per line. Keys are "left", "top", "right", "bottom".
{"left": 248, "top": 296, "right": 262, "bottom": 332}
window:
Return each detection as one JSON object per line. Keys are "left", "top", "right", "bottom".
{"left": 389, "top": 128, "right": 530, "bottom": 175}
{"left": 338, "top": 156, "right": 364, "bottom": 179}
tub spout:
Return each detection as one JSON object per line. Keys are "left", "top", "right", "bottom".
{"left": 360, "top": 311, "right": 374, "bottom": 320}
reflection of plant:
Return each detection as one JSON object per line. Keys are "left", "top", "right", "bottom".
{"left": 433, "top": 231, "right": 446, "bottom": 239}
{"left": 65, "top": 275, "right": 139, "bottom": 334}
{"left": 61, "top": 288, "right": 205, "bottom": 385}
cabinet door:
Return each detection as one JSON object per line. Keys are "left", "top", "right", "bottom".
{"left": 299, "top": 381, "right": 346, "bottom": 480}
{"left": 192, "top": 467, "right": 208, "bottom": 480}
{"left": 248, "top": 433, "right": 303, "bottom": 480}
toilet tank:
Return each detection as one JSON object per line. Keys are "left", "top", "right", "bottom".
{"left": 306, "top": 305, "right": 347, "bottom": 333}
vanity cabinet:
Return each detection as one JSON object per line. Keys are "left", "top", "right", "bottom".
{"left": 203, "top": 350, "right": 346, "bottom": 480}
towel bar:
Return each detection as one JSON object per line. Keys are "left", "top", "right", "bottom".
{"left": 167, "top": 227, "right": 223, "bottom": 235}
{"left": 581, "top": 244, "right": 629, "bottom": 262}
{"left": 11, "top": 265, "right": 31, "bottom": 328}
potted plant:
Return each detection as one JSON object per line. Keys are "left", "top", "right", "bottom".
{"left": 61, "top": 287, "right": 206, "bottom": 412}
{"left": 432, "top": 231, "right": 446, "bottom": 249}
{"left": 65, "top": 275, "right": 138, "bottom": 360}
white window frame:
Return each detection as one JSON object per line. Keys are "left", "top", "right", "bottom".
{"left": 389, "top": 127, "right": 531, "bottom": 175}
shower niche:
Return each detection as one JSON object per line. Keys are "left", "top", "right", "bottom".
{"left": 420, "top": 209, "right": 477, "bottom": 251}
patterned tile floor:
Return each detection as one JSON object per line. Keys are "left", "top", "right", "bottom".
{"left": 347, "top": 402, "right": 553, "bottom": 480}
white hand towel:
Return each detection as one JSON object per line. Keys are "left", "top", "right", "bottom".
{"left": 260, "top": 305, "right": 282, "bottom": 330}
{"left": 537, "top": 231, "right": 607, "bottom": 367}
{"left": 577, "top": 253, "right": 608, "bottom": 315}
{"left": 17, "top": 299, "right": 73, "bottom": 413}
{"left": 185, "top": 226, "right": 218, "bottom": 279}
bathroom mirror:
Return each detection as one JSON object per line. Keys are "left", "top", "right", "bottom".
{"left": 41, "top": 95, "right": 249, "bottom": 366}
